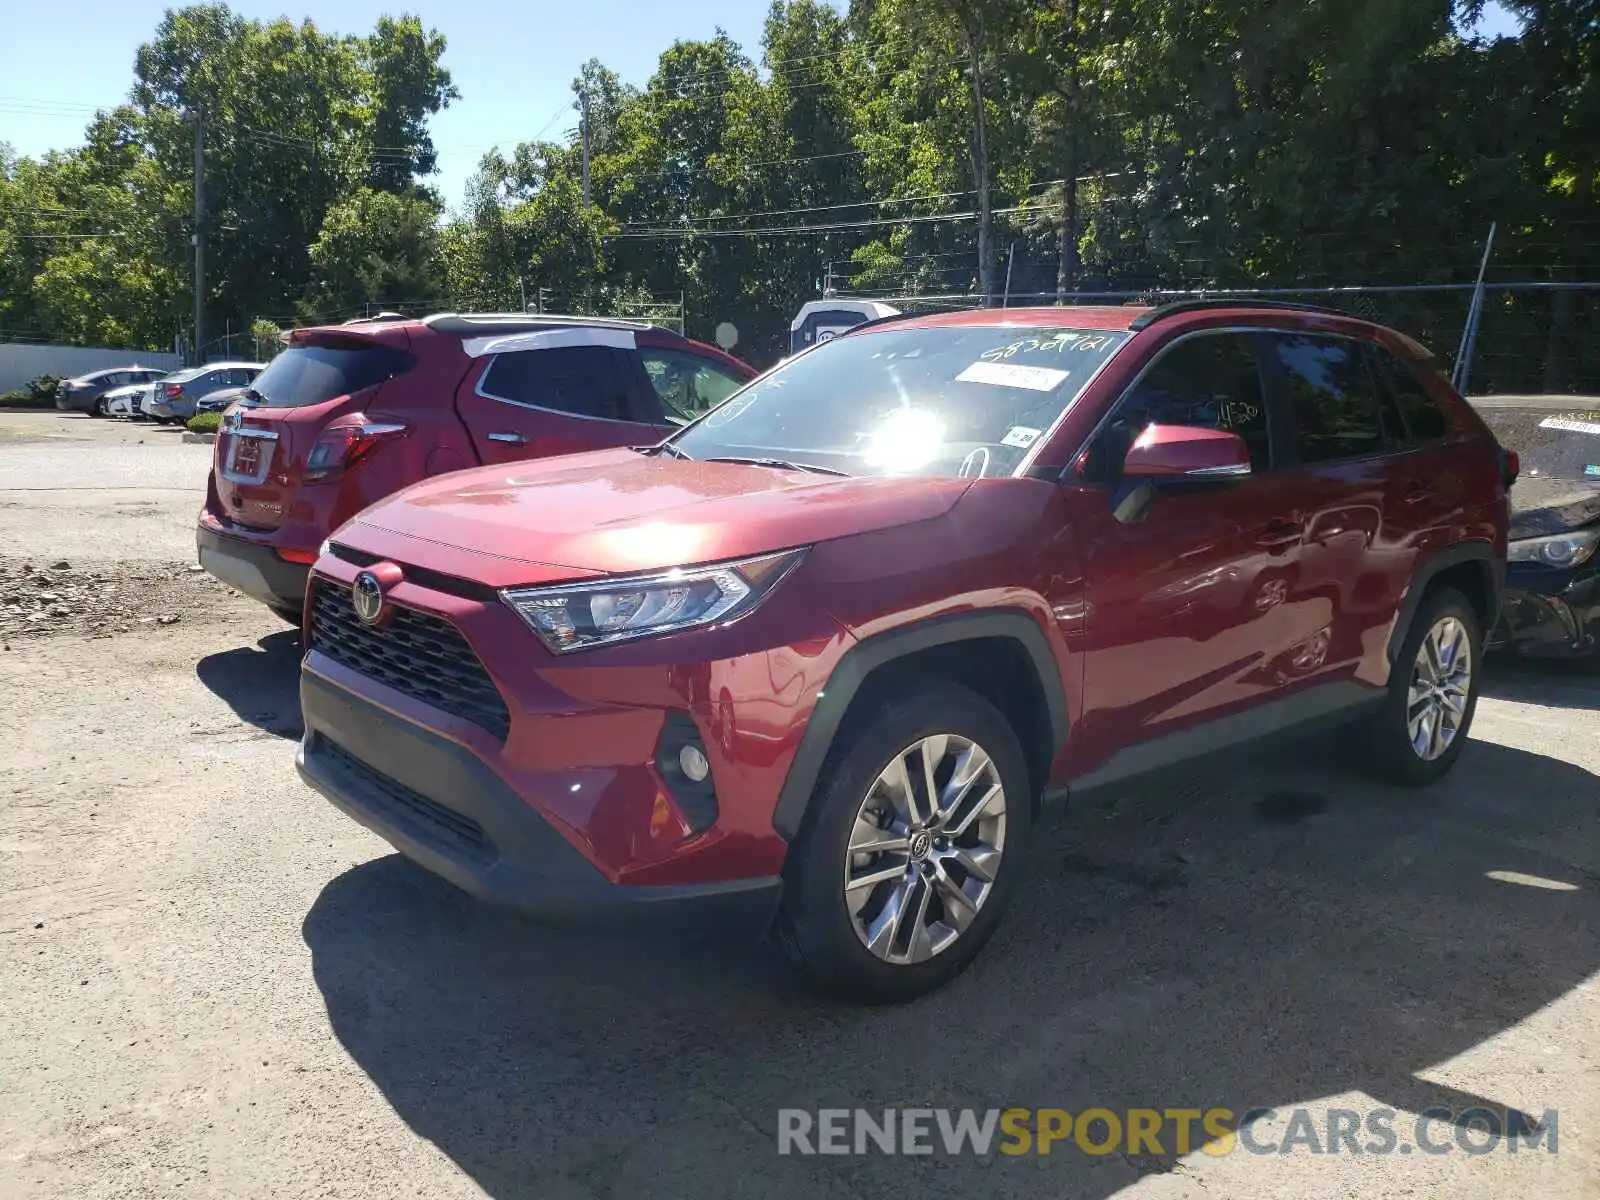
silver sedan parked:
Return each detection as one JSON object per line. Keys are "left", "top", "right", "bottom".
{"left": 146, "top": 362, "right": 265, "bottom": 423}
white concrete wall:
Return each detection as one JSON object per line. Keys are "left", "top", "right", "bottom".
{"left": 0, "top": 343, "right": 182, "bottom": 394}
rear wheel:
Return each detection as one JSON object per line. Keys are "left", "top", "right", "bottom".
{"left": 774, "top": 683, "right": 1032, "bottom": 1003}
{"left": 1360, "top": 587, "right": 1482, "bottom": 785}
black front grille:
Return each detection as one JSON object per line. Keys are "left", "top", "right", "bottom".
{"left": 310, "top": 582, "right": 511, "bottom": 741}
{"left": 318, "top": 737, "right": 492, "bottom": 860}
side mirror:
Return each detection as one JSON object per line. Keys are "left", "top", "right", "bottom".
{"left": 1122, "top": 424, "right": 1252, "bottom": 480}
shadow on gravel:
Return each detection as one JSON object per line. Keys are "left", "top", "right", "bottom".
{"left": 1482, "top": 655, "right": 1600, "bottom": 712}
{"left": 304, "top": 736, "right": 1600, "bottom": 1200}
{"left": 196, "top": 629, "right": 303, "bottom": 738}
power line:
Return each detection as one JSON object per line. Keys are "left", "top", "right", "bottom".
{"left": 609, "top": 205, "right": 1032, "bottom": 239}
{"left": 615, "top": 148, "right": 867, "bottom": 185}
{"left": 0, "top": 95, "right": 113, "bottom": 113}
{"left": 6, "top": 205, "right": 99, "bottom": 216}
{"left": 622, "top": 179, "right": 1066, "bottom": 228}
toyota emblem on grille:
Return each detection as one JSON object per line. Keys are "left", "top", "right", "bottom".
{"left": 352, "top": 571, "right": 386, "bottom": 626}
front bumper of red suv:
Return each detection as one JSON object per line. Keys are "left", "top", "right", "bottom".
{"left": 292, "top": 556, "right": 844, "bottom": 939}
{"left": 296, "top": 669, "right": 783, "bottom": 935}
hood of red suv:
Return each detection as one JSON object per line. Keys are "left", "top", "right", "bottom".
{"left": 339, "top": 447, "right": 971, "bottom": 581}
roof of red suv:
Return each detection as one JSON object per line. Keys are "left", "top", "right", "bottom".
{"left": 854, "top": 300, "right": 1435, "bottom": 358}
{"left": 285, "top": 311, "right": 753, "bottom": 375}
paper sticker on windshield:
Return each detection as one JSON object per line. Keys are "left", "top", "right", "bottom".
{"left": 1001, "top": 426, "right": 1042, "bottom": 448}
{"left": 1540, "top": 415, "right": 1600, "bottom": 436}
{"left": 955, "top": 361, "right": 1070, "bottom": 392}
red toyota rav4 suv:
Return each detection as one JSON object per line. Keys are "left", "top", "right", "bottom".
{"left": 295, "top": 300, "right": 1512, "bottom": 1001}
{"left": 197, "top": 313, "right": 754, "bottom": 621}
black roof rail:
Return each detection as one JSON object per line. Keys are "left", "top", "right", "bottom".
{"left": 1128, "top": 297, "right": 1352, "bottom": 330}
{"left": 422, "top": 312, "right": 657, "bottom": 337}
{"left": 840, "top": 309, "right": 946, "bottom": 336}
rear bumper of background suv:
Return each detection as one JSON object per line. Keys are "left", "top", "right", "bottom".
{"left": 196, "top": 520, "right": 311, "bottom": 612}
{"left": 297, "top": 668, "right": 783, "bottom": 937}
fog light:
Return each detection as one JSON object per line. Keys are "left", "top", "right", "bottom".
{"left": 678, "top": 743, "right": 710, "bottom": 782}
{"left": 654, "top": 711, "right": 718, "bottom": 833}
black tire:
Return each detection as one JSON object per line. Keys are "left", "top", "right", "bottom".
{"left": 1359, "top": 587, "right": 1483, "bottom": 786}
{"left": 773, "top": 682, "right": 1033, "bottom": 1003}
{"left": 267, "top": 604, "right": 303, "bottom": 626}
{"left": 90, "top": 397, "right": 106, "bottom": 417}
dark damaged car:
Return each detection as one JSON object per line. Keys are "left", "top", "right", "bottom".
{"left": 1474, "top": 397, "right": 1600, "bottom": 658}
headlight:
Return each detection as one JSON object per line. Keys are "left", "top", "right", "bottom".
{"left": 502, "top": 549, "right": 806, "bottom": 653}
{"left": 1508, "top": 529, "right": 1599, "bottom": 569}
{"left": 317, "top": 538, "right": 333, "bottom": 558}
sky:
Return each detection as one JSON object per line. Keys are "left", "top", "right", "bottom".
{"left": 1, "top": 0, "right": 1526, "bottom": 213}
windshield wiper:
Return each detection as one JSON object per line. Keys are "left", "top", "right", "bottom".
{"left": 701, "top": 455, "right": 850, "bottom": 477}
{"left": 632, "top": 441, "right": 693, "bottom": 460}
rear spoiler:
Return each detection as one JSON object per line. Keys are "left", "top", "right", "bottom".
{"left": 282, "top": 325, "right": 410, "bottom": 351}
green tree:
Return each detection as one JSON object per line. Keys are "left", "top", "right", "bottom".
{"left": 303, "top": 187, "right": 443, "bottom": 317}
{"left": 364, "top": 15, "right": 460, "bottom": 194}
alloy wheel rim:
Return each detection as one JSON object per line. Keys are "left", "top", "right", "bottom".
{"left": 842, "top": 733, "right": 1006, "bottom": 966}
{"left": 1407, "top": 615, "right": 1473, "bottom": 761}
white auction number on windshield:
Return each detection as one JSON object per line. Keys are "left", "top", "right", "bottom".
{"left": 981, "top": 333, "right": 1117, "bottom": 361}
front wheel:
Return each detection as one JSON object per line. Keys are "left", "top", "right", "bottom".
{"left": 1360, "top": 587, "right": 1483, "bottom": 785}
{"left": 774, "top": 683, "right": 1033, "bottom": 1003}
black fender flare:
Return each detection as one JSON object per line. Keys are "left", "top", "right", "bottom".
{"left": 770, "top": 609, "right": 1067, "bottom": 840}
{"left": 1386, "top": 541, "right": 1503, "bottom": 665}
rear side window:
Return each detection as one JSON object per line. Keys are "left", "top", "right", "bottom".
{"left": 1269, "top": 334, "right": 1384, "bottom": 463}
{"left": 1370, "top": 347, "right": 1451, "bottom": 443}
{"left": 251, "top": 343, "right": 411, "bottom": 409}
{"left": 1086, "top": 332, "right": 1271, "bottom": 480}
{"left": 480, "top": 347, "right": 632, "bottom": 421}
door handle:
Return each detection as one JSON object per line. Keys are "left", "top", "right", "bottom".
{"left": 487, "top": 431, "right": 529, "bottom": 444}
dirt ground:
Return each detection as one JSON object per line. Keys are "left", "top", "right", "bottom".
{"left": 1, "top": 408, "right": 1597, "bottom": 1199}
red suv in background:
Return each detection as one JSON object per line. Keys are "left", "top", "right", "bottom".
{"left": 295, "top": 300, "right": 1511, "bottom": 1001}
{"left": 197, "top": 313, "right": 755, "bottom": 621}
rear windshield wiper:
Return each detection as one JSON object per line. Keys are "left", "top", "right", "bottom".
{"left": 701, "top": 455, "right": 850, "bottom": 477}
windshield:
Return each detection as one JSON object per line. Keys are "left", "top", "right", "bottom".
{"left": 671, "top": 324, "right": 1129, "bottom": 477}
{"left": 1476, "top": 401, "right": 1600, "bottom": 484}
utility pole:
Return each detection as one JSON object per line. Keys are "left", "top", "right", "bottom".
{"left": 580, "top": 90, "right": 592, "bottom": 206}
{"left": 186, "top": 107, "right": 205, "bottom": 364}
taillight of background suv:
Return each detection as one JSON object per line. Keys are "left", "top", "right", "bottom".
{"left": 304, "top": 415, "right": 411, "bottom": 482}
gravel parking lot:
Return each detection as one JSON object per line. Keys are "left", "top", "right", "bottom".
{"left": 1, "top": 409, "right": 1596, "bottom": 1199}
